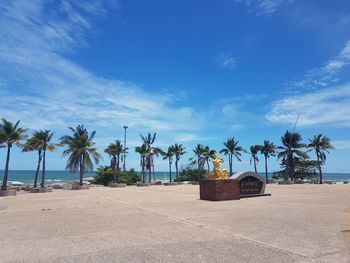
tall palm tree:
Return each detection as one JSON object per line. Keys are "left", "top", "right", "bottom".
{"left": 140, "top": 133, "right": 157, "bottom": 183}
{"left": 249, "top": 145, "right": 261, "bottom": 174}
{"left": 260, "top": 140, "right": 276, "bottom": 184}
{"left": 60, "top": 125, "right": 102, "bottom": 186}
{"left": 278, "top": 131, "right": 307, "bottom": 181}
{"left": 190, "top": 144, "right": 206, "bottom": 171}
{"left": 105, "top": 140, "right": 125, "bottom": 183}
{"left": 23, "top": 130, "right": 56, "bottom": 188}
{"left": 161, "top": 146, "right": 174, "bottom": 182}
{"left": 135, "top": 144, "right": 148, "bottom": 183}
{"left": 307, "top": 134, "right": 334, "bottom": 184}
{"left": 171, "top": 143, "right": 186, "bottom": 182}
{"left": 219, "top": 138, "right": 245, "bottom": 177}
{"left": 0, "top": 119, "right": 27, "bottom": 191}
{"left": 202, "top": 145, "right": 216, "bottom": 174}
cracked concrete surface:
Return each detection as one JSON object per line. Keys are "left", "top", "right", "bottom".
{"left": 0, "top": 184, "right": 349, "bottom": 262}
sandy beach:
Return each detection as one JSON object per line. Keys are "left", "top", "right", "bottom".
{"left": 0, "top": 184, "right": 349, "bottom": 263}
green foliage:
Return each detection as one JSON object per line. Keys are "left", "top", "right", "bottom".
{"left": 175, "top": 168, "right": 206, "bottom": 182}
{"left": 94, "top": 166, "right": 140, "bottom": 186}
{"left": 273, "top": 159, "right": 318, "bottom": 180}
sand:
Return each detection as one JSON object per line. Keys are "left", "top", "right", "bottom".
{"left": 0, "top": 184, "right": 349, "bottom": 263}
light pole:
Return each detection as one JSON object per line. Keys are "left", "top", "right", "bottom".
{"left": 123, "top": 125, "right": 128, "bottom": 171}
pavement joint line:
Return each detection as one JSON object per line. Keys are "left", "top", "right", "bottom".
{"left": 96, "top": 194, "right": 315, "bottom": 261}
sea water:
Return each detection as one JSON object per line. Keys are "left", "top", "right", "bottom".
{"left": 0, "top": 170, "right": 349, "bottom": 185}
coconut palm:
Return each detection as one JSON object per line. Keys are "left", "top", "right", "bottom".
{"left": 60, "top": 125, "right": 102, "bottom": 186}
{"left": 105, "top": 140, "right": 125, "bottom": 183}
{"left": 219, "top": 138, "right": 245, "bottom": 177}
{"left": 171, "top": 143, "right": 186, "bottom": 182}
{"left": 277, "top": 131, "right": 307, "bottom": 181}
{"left": 190, "top": 144, "right": 206, "bottom": 171}
{"left": 202, "top": 146, "right": 216, "bottom": 174}
{"left": 307, "top": 134, "right": 334, "bottom": 184}
{"left": 260, "top": 140, "right": 276, "bottom": 184}
{"left": 161, "top": 146, "right": 174, "bottom": 182}
{"left": 249, "top": 145, "right": 261, "bottom": 174}
{"left": 22, "top": 130, "right": 57, "bottom": 188}
{"left": 135, "top": 144, "right": 148, "bottom": 183}
{"left": 140, "top": 133, "right": 157, "bottom": 183}
{"left": 0, "top": 119, "right": 27, "bottom": 191}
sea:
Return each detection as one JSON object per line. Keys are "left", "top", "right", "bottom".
{"left": 0, "top": 170, "right": 350, "bottom": 185}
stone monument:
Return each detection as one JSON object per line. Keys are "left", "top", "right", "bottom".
{"left": 230, "top": 171, "right": 270, "bottom": 198}
{"left": 199, "top": 154, "right": 240, "bottom": 201}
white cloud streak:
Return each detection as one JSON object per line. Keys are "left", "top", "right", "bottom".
{"left": 215, "top": 52, "right": 238, "bottom": 69}
{"left": 235, "top": 0, "right": 293, "bottom": 15}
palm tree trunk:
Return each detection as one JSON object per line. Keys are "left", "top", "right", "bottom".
{"left": 148, "top": 157, "right": 151, "bottom": 183}
{"left": 206, "top": 160, "right": 210, "bottom": 175}
{"left": 34, "top": 151, "right": 42, "bottom": 188}
{"left": 169, "top": 160, "right": 172, "bottom": 182}
{"left": 1, "top": 145, "right": 11, "bottom": 191}
{"left": 79, "top": 156, "right": 84, "bottom": 186}
{"left": 317, "top": 153, "right": 323, "bottom": 184}
{"left": 229, "top": 154, "right": 233, "bottom": 177}
{"left": 41, "top": 149, "right": 46, "bottom": 188}
{"left": 253, "top": 155, "right": 257, "bottom": 174}
{"left": 265, "top": 155, "right": 268, "bottom": 184}
{"left": 175, "top": 159, "right": 179, "bottom": 182}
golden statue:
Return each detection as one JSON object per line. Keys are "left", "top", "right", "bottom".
{"left": 208, "top": 153, "right": 228, "bottom": 180}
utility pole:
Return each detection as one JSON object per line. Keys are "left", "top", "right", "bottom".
{"left": 123, "top": 125, "right": 128, "bottom": 171}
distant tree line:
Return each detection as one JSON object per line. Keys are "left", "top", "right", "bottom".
{"left": 0, "top": 118, "right": 334, "bottom": 191}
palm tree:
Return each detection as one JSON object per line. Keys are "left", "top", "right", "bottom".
{"left": 140, "top": 133, "right": 157, "bottom": 183}
{"left": 0, "top": 119, "right": 27, "bottom": 191}
{"left": 202, "top": 145, "right": 216, "bottom": 174}
{"left": 219, "top": 138, "right": 245, "bottom": 177}
{"left": 161, "top": 146, "right": 174, "bottom": 182}
{"left": 105, "top": 140, "right": 125, "bottom": 183}
{"left": 249, "top": 145, "right": 261, "bottom": 174}
{"left": 135, "top": 144, "right": 148, "bottom": 183}
{"left": 60, "top": 125, "right": 102, "bottom": 186}
{"left": 190, "top": 144, "right": 206, "bottom": 171}
{"left": 307, "top": 134, "right": 334, "bottom": 184}
{"left": 260, "top": 140, "right": 276, "bottom": 184}
{"left": 278, "top": 131, "right": 307, "bottom": 181}
{"left": 171, "top": 143, "right": 186, "bottom": 182}
{"left": 23, "top": 130, "right": 56, "bottom": 188}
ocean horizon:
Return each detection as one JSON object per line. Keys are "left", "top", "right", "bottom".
{"left": 0, "top": 170, "right": 349, "bottom": 185}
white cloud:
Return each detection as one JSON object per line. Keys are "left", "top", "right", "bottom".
{"left": 215, "top": 52, "right": 238, "bottom": 69}
{"left": 235, "top": 0, "right": 293, "bottom": 15}
{"left": 290, "top": 41, "right": 350, "bottom": 90}
{"left": 332, "top": 140, "right": 350, "bottom": 150}
{"left": 266, "top": 84, "right": 350, "bottom": 127}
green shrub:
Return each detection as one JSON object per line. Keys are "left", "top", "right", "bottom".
{"left": 175, "top": 168, "right": 206, "bottom": 182}
{"left": 94, "top": 166, "right": 140, "bottom": 186}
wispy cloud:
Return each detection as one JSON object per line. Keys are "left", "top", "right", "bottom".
{"left": 0, "top": 0, "right": 247, "bottom": 155}
{"left": 235, "top": 0, "right": 294, "bottom": 15}
{"left": 289, "top": 41, "right": 350, "bottom": 91}
{"left": 266, "top": 83, "right": 350, "bottom": 127}
{"left": 332, "top": 140, "right": 350, "bottom": 150}
{"left": 215, "top": 52, "right": 238, "bottom": 69}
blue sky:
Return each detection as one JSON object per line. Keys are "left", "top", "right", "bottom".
{"left": 0, "top": 0, "right": 350, "bottom": 173}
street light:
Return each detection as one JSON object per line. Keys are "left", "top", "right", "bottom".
{"left": 123, "top": 125, "right": 128, "bottom": 171}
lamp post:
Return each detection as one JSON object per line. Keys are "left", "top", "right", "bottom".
{"left": 123, "top": 125, "right": 128, "bottom": 171}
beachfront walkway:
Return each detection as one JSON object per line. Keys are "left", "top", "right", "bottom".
{"left": 0, "top": 184, "right": 349, "bottom": 263}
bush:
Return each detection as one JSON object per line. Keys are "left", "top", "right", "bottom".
{"left": 175, "top": 168, "right": 206, "bottom": 182}
{"left": 94, "top": 166, "right": 141, "bottom": 186}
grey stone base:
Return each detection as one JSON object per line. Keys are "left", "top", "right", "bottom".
{"left": 136, "top": 183, "right": 151, "bottom": 187}
{"left": 109, "top": 183, "right": 126, "bottom": 188}
{"left": 0, "top": 190, "right": 17, "bottom": 196}
{"left": 278, "top": 180, "right": 294, "bottom": 185}
{"left": 30, "top": 187, "right": 53, "bottom": 193}
{"left": 71, "top": 184, "right": 90, "bottom": 190}
{"left": 163, "top": 182, "right": 179, "bottom": 186}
